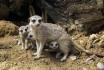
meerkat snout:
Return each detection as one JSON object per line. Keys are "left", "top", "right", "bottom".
{"left": 29, "top": 35, "right": 33, "bottom": 38}
{"left": 20, "top": 30, "right": 23, "bottom": 33}
{"left": 27, "top": 34, "right": 33, "bottom": 40}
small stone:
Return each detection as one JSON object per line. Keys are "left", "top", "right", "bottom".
{"left": 89, "top": 34, "right": 97, "bottom": 40}
{"left": 83, "top": 67, "right": 88, "bottom": 70}
{"left": 85, "top": 55, "right": 96, "bottom": 64}
{"left": 97, "top": 62, "right": 104, "bottom": 70}
{"left": 69, "top": 55, "right": 77, "bottom": 61}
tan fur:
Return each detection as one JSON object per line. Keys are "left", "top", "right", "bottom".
{"left": 18, "top": 25, "right": 35, "bottom": 50}
{"left": 29, "top": 15, "right": 89, "bottom": 61}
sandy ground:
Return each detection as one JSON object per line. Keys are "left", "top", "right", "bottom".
{"left": 0, "top": 34, "right": 103, "bottom": 70}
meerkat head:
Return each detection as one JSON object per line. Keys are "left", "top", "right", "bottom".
{"left": 19, "top": 25, "right": 29, "bottom": 34}
{"left": 29, "top": 15, "right": 43, "bottom": 27}
{"left": 49, "top": 41, "right": 59, "bottom": 50}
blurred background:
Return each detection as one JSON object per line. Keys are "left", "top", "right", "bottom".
{"left": 0, "top": 0, "right": 103, "bottom": 23}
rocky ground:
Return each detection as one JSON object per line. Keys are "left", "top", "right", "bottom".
{"left": 0, "top": 20, "right": 104, "bottom": 70}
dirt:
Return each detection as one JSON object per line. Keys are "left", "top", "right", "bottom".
{"left": 0, "top": 33, "right": 103, "bottom": 70}
{"left": 0, "top": 21, "right": 104, "bottom": 70}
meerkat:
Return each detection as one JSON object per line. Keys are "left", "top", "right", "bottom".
{"left": 28, "top": 15, "right": 91, "bottom": 61}
{"left": 18, "top": 25, "right": 36, "bottom": 50}
{"left": 28, "top": 34, "right": 61, "bottom": 58}
{"left": 46, "top": 41, "right": 61, "bottom": 58}
{"left": 18, "top": 25, "right": 29, "bottom": 49}
{"left": 27, "top": 30, "right": 36, "bottom": 49}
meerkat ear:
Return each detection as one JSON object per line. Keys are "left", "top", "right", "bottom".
{"left": 26, "top": 26, "right": 28, "bottom": 29}
{"left": 28, "top": 18, "right": 30, "bottom": 22}
{"left": 41, "top": 19, "right": 43, "bottom": 22}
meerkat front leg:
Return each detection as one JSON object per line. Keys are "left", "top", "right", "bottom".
{"left": 21, "top": 39, "right": 25, "bottom": 49}
{"left": 31, "top": 40, "right": 36, "bottom": 49}
{"left": 60, "top": 53, "right": 68, "bottom": 62}
{"left": 33, "top": 40, "right": 40, "bottom": 56}
{"left": 17, "top": 39, "right": 22, "bottom": 45}
{"left": 34, "top": 41, "right": 45, "bottom": 59}
{"left": 24, "top": 39, "right": 28, "bottom": 50}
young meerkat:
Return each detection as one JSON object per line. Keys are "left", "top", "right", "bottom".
{"left": 27, "top": 30, "right": 36, "bottom": 49}
{"left": 28, "top": 15, "right": 90, "bottom": 61}
{"left": 18, "top": 25, "right": 36, "bottom": 50}
{"left": 18, "top": 25, "right": 29, "bottom": 49}
{"left": 47, "top": 41, "right": 62, "bottom": 59}
{"left": 48, "top": 41, "right": 79, "bottom": 59}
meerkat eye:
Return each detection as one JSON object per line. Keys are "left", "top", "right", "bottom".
{"left": 55, "top": 44, "right": 58, "bottom": 48}
{"left": 26, "top": 27, "right": 28, "bottom": 29}
{"left": 50, "top": 43, "right": 53, "bottom": 47}
{"left": 38, "top": 19, "right": 42, "bottom": 23}
{"left": 32, "top": 20, "right": 36, "bottom": 23}
{"left": 55, "top": 44, "right": 58, "bottom": 46}
{"left": 20, "top": 30, "right": 23, "bottom": 32}
{"left": 25, "top": 28, "right": 27, "bottom": 31}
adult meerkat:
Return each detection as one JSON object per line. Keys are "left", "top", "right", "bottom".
{"left": 28, "top": 15, "right": 90, "bottom": 61}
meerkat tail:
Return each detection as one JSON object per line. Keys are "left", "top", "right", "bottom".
{"left": 72, "top": 39, "right": 104, "bottom": 57}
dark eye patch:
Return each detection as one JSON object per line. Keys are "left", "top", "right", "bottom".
{"left": 38, "top": 19, "right": 42, "bottom": 23}
{"left": 20, "top": 30, "right": 23, "bottom": 32}
{"left": 25, "top": 28, "right": 27, "bottom": 31}
{"left": 32, "top": 20, "right": 36, "bottom": 23}
{"left": 50, "top": 43, "right": 53, "bottom": 46}
{"left": 55, "top": 44, "right": 58, "bottom": 46}
{"left": 26, "top": 27, "right": 28, "bottom": 29}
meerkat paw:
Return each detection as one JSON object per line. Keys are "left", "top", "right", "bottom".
{"left": 34, "top": 55, "right": 40, "bottom": 60}
{"left": 17, "top": 41, "right": 21, "bottom": 45}
{"left": 24, "top": 46, "right": 28, "bottom": 50}
{"left": 32, "top": 52, "right": 37, "bottom": 56}
{"left": 60, "top": 57, "right": 66, "bottom": 62}
{"left": 21, "top": 47, "right": 25, "bottom": 50}
{"left": 60, "top": 54, "right": 68, "bottom": 61}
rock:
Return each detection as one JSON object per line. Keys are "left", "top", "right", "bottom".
{"left": 89, "top": 34, "right": 98, "bottom": 40}
{"left": 85, "top": 55, "right": 96, "bottom": 64}
{"left": 69, "top": 55, "right": 77, "bottom": 61}
{"left": 97, "top": 62, "right": 104, "bottom": 70}
{"left": 0, "top": 20, "right": 19, "bottom": 37}
{"left": 83, "top": 67, "right": 88, "bottom": 70}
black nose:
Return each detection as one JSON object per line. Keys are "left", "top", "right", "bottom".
{"left": 29, "top": 35, "right": 33, "bottom": 38}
